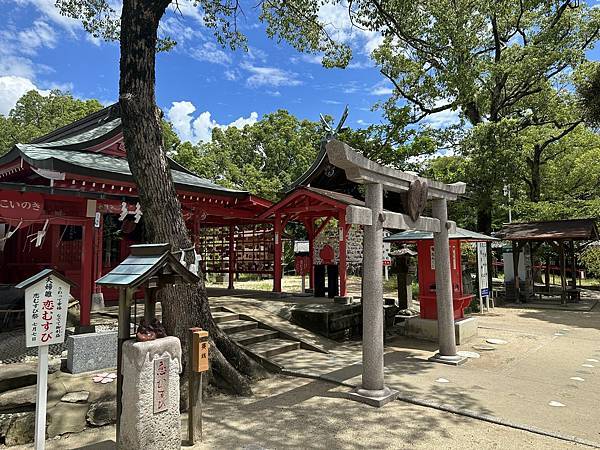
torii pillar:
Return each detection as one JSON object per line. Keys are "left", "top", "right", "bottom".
{"left": 324, "top": 139, "right": 468, "bottom": 407}
{"left": 429, "top": 198, "right": 466, "bottom": 365}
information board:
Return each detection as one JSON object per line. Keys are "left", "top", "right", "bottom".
{"left": 24, "top": 274, "right": 70, "bottom": 348}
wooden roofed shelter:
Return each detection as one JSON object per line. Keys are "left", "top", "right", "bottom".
{"left": 95, "top": 243, "right": 200, "bottom": 441}
{"left": 496, "top": 219, "right": 599, "bottom": 303}
{"left": 0, "top": 104, "right": 272, "bottom": 329}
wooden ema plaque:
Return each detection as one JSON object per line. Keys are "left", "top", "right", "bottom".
{"left": 192, "top": 330, "right": 209, "bottom": 373}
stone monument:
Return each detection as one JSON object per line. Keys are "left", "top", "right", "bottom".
{"left": 119, "top": 336, "right": 182, "bottom": 450}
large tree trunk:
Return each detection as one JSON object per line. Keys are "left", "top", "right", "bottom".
{"left": 118, "top": 0, "right": 264, "bottom": 395}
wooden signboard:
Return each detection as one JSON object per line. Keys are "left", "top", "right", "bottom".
{"left": 16, "top": 270, "right": 73, "bottom": 450}
{"left": 24, "top": 273, "right": 70, "bottom": 348}
{"left": 192, "top": 330, "right": 209, "bottom": 373}
{"left": 0, "top": 191, "right": 43, "bottom": 220}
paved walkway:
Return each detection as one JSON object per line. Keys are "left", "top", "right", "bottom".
{"left": 11, "top": 289, "right": 600, "bottom": 449}
{"left": 212, "top": 291, "right": 600, "bottom": 446}
{"left": 42, "top": 375, "right": 584, "bottom": 450}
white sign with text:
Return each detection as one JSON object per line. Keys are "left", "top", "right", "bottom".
{"left": 24, "top": 274, "right": 70, "bottom": 347}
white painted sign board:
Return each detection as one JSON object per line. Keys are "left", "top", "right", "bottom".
{"left": 17, "top": 270, "right": 72, "bottom": 450}
{"left": 476, "top": 242, "right": 489, "bottom": 297}
{"left": 24, "top": 274, "right": 70, "bottom": 347}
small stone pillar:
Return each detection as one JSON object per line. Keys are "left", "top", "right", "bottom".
{"left": 119, "top": 336, "right": 182, "bottom": 450}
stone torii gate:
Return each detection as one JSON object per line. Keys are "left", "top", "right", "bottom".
{"left": 326, "top": 140, "right": 467, "bottom": 406}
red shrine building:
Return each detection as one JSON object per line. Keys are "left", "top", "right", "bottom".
{"left": 0, "top": 104, "right": 272, "bottom": 327}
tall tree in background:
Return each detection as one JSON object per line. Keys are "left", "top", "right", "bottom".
{"left": 577, "top": 61, "right": 600, "bottom": 127}
{"left": 55, "top": 0, "right": 352, "bottom": 394}
{"left": 174, "top": 110, "right": 323, "bottom": 201}
{"left": 172, "top": 109, "right": 404, "bottom": 201}
{"left": 0, "top": 90, "right": 103, "bottom": 155}
{"left": 356, "top": 0, "right": 599, "bottom": 232}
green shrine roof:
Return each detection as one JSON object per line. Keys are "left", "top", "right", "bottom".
{"left": 384, "top": 227, "right": 498, "bottom": 242}
{"left": 0, "top": 104, "right": 248, "bottom": 197}
{"left": 10, "top": 144, "right": 243, "bottom": 195}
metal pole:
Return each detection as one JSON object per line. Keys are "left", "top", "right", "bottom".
{"left": 362, "top": 183, "right": 384, "bottom": 391}
{"left": 34, "top": 345, "right": 48, "bottom": 450}
{"left": 430, "top": 198, "right": 465, "bottom": 365}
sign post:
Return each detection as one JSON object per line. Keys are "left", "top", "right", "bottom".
{"left": 188, "top": 328, "right": 209, "bottom": 446}
{"left": 382, "top": 231, "right": 392, "bottom": 281}
{"left": 16, "top": 269, "right": 73, "bottom": 450}
{"left": 476, "top": 242, "right": 490, "bottom": 312}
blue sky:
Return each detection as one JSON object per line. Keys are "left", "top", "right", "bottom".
{"left": 0, "top": 0, "right": 394, "bottom": 143}
{"left": 0, "top": 0, "right": 599, "bottom": 144}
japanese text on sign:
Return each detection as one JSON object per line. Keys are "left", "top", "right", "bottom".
{"left": 24, "top": 273, "right": 70, "bottom": 348}
{"left": 153, "top": 357, "right": 170, "bottom": 414}
{"left": 193, "top": 330, "right": 209, "bottom": 373}
{"left": 0, "top": 192, "right": 44, "bottom": 220}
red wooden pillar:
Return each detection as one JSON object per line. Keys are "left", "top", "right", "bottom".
{"left": 338, "top": 211, "right": 348, "bottom": 297}
{"left": 94, "top": 213, "right": 104, "bottom": 290}
{"left": 305, "top": 219, "right": 315, "bottom": 290}
{"left": 228, "top": 225, "right": 235, "bottom": 290}
{"left": 273, "top": 213, "right": 283, "bottom": 292}
{"left": 80, "top": 218, "right": 94, "bottom": 327}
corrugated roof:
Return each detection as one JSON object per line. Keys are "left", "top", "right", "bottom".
{"left": 495, "top": 219, "right": 599, "bottom": 241}
{"left": 384, "top": 227, "right": 498, "bottom": 242}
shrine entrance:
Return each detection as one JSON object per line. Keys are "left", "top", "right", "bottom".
{"left": 260, "top": 187, "right": 361, "bottom": 299}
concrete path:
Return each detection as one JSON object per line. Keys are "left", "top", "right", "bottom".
{"left": 213, "top": 292, "right": 600, "bottom": 446}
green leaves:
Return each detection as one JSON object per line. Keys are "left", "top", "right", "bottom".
{"left": 0, "top": 90, "right": 104, "bottom": 155}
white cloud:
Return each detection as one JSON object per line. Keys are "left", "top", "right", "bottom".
{"left": 0, "top": 55, "right": 39, "bottom": 79}
{"left": 14, "top": 0, "right": 82, "bottom": 35}
{"left": 160, "top": 16, "right": 204, "bottom": 42}
{"left": 190, "top": 42, "right": 232, "bottom": 65}
{"left": 166, "top": 101, "right": 259, "bottom": 143}
{"left": 317, "top": 2, "right": 384, "bottom": 57}
{"left": 241, "top": 63, "right": 302, "bottom": 88}
{"left": 246, "top": 46, "right": 268, "bottom": 63}
{"left": 17, "top": 20, "right": 57, "bottom": 55}
{"left": 423, "top": 108, "right": 461, "bottom": 128}
{"left": 370, "top": 81, "right": 393, "bottom": 96}
{"left": 0, "top": 76, "right": 50, "bottom": 115}
{"left": 224, "top": 69, "right": 239, "bottom": 81}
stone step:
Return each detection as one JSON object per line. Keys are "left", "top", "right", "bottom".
{"left": 228, "top": 328, "right": 280, "bottom": 346}
{"left": 211, "top": 311, "right": 239, "bottom": 323}
{"left": 246, "top": 338, "right": 300, "bottom": 358}
{"left": 219, "top": 319, "right": 258, "bottom": 334}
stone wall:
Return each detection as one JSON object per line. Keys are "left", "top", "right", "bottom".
{"left": 314, "top": 225, "right": 364, "bottom": 274}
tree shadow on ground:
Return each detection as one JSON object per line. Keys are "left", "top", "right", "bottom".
{"left": 513, "top": 304, "right": 600, "bottom": 332}
{"left": 73, "top": 440, "right": 115, "bottom": 450}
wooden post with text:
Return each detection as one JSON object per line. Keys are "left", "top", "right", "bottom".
{"left": 187, "top": 328, "right": 209, "bottom": 446}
